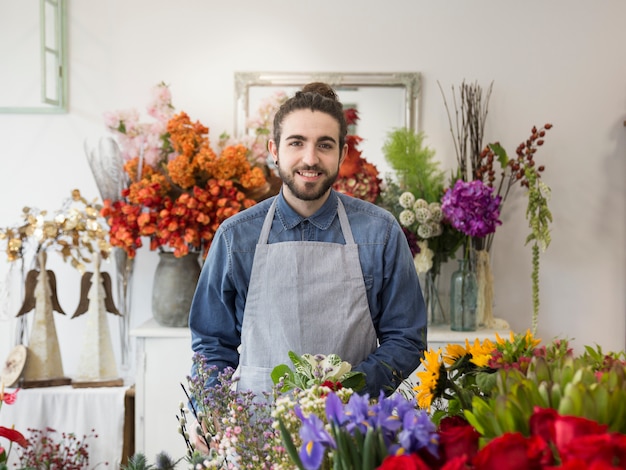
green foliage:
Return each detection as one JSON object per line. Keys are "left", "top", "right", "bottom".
{"left": 121, "top": 453, "right": 154, "bottom": 470}
{"left": 464, "top": 350, "right": 626, "bottom": 445}
{"left": 524, "top": 167, "right": 553, "bottom": 334}
{"left": 121, "top": 452, "right": 182, "bottom": 470}
{"left": 382, "top": 128, "right": 444, "bottom": 202}
{"left": 272, "top": 351, "right": 366, "bottom": 393}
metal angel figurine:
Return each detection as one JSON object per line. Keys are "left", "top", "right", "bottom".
{"left": 71, "top": 251, "right": 123, "bottom": 387}
{"left": 17, "top": 250, "right": 71, "bottom": 387}
{"left": 85, "top": 137, "right": 135, "bottom": 373}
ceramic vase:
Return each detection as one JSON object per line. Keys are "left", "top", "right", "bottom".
{"left": 151, "top": 252, "right": 201, "bottom": 328}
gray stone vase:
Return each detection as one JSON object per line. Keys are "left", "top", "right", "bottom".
{"left": 151, "top": 251, "right": 201, "bottom": 328}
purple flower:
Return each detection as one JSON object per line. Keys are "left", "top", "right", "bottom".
{"left": 295, "top": 405, "right": 335, "bottom": 470}
{"left": 441, "top": 180, "right": 502, "bottom": 238}
{"left": 325, "top": 392, "right": 347, "bottom": 425}
{"left": 396, "top": 408, "right": 439, "bottom": 457}
{"left": 343, "top": 393, "right": 374, "bottom": 434}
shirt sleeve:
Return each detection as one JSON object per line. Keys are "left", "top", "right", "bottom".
{"left": 188, "top": 226, "right": 242, "bottom": 390}
{"left": 353, "top": 219, "right": 427, "bottom": 396}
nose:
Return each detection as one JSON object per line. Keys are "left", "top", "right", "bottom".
{"left": 301, "top": 143, "right": 319, "bottom": 166}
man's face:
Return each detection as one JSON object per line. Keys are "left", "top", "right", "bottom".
{"left": 269, "top": 109, "right": 346, "bottom": 204}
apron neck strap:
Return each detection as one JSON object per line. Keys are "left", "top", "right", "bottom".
{"left": 258, "top": 197, "right": 355, "bottom": 245}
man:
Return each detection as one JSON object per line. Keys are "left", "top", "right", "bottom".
{"left": 189, "top": 82, "right": 426, "bottom": 399}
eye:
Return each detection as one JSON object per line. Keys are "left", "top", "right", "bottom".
{"left": 318, "top": 143, "right": 334, "bottom": 150}
{"left": 288, "top": 140, "right": 303, "bottom": 147}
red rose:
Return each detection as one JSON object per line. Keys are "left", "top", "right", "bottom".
{"left": 529, "top": 406, "right": 558, "bottom": 443}
{"left": 473, "top": 432, "right": 546, "bottom": 470}
{"left": 553, "top": 414, "right": 608, "bottom": 450}
{"left": 378, "top": 454, "right": 431, "bottom": 470}
{"left": 558, "top": 432, "right": 626, "bottom": 467}
{"left": 438, "top": 416, "right": 480, "bottom": 463}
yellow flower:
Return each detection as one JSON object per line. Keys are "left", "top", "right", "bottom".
{"left": 443, "top": 343, "right": 467, "bottom": 365}
{"left": 495, "top": 330, "right": 541, "bottom": 350}
{"left": 495, "top": 330, "right": 515, "bottom": 346}
{"left": 466, "top": 338, "right": 496, "bottom": 368}
{"left": 414, "top": 348, "right": 443, "bottom": 411}
{"left": 522, "top": 329, "right": 542, "bottom": 349}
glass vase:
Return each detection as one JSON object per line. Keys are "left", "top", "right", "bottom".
{"left": 449, "top": 259, "right": 478, "bottom": 331}
{"left": 422, "top": 270, "right": 446, "bottom": 325}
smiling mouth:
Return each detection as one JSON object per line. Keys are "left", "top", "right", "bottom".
{"left": 298, "top": 170, "right": 322, "bottom": 178}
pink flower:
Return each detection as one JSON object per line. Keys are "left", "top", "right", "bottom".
{"left": 1, "top": 388, "right": 19, "bottom": 405}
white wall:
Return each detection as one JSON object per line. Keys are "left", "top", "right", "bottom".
{"left": 1, "top": 0, "right": 625, "bottom": 382}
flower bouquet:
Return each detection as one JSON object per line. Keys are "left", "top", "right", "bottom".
{"left": 101, "top": 83, "right": 270, "bottom": 259}
{"left": 439, "top": 80, "right": 554, "bottom": 330}
{"left": 126, "top": 339, "right": 626, "bottom": 469}
{"left": 379, "top": 128, "right": 464, "bottom": 324}
{"left": 414, "top": 330, "right": 626, "bottom": 436}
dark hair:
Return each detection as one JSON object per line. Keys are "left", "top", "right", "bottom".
{"left": 272, "top": 82, "right": 348, "bottom": 149}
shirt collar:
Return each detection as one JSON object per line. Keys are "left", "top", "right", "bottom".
{"left": 275, "top": 189, "right": 338, "bottom": 230}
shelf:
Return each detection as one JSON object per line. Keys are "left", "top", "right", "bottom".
{"left": 428, "top": 324, "right": 509, "bottom": 344}
{"left": 130, "top": 318, "right": 191, "bottom": 339}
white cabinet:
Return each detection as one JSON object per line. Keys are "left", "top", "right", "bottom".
{"left": 427, "top": 324, "right": 508, "bottom": 350}
{"left": 131, "top": 319, "right": 191, "bottom": 462}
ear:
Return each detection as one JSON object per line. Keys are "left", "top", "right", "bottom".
{"left": 339, "top": 143, "right": 348, "bottom": 166}
{"left": 268, "top": 139, "right": 278, "bottom": 164}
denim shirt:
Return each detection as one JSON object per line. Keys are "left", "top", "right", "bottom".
{"left": 189, "top": 189, "right": 427, "bottom": 396}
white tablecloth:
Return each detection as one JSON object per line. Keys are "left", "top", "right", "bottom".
{"left": 1, "top": 385, "right": 128, "bottom": 469}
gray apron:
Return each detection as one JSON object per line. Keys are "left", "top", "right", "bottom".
{"left": 237, "top": 197, "right": 377, "bottom": 394}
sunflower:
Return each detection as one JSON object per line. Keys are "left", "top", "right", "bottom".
{"left": 443, "top": 343, "right": 468, "bottom": 366}
{"left": 414, "top": 348, "right": 445, "bottom": 411}
{"left": 466, "top": 338, "right": 496, "bottom": 368}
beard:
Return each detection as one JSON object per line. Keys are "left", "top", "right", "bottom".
{"left": 277, "top": 162, "right": 339, "bottom": 201}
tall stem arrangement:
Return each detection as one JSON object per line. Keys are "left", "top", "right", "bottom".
{"left": 438, "top": 81, "right": 493, "bottom": 183}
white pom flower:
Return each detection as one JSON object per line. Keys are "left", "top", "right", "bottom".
{"left": 399, "top": 209, "right": 416, "bottom": 227}
{"left": 417, "top": 223, "right": 434, "bottom": 239}
{"left": 429, "top": 203, "right": 443, "bottom": 222}
{"left": 415, "top": 207, "right": 432, "bottom": 224}
{"left": 399, "top": 192, "right": 416, "bottom": 209}
{"left": 413, "top": 198, "right": 429, "bottom": 210}
{"left": 430, "top": 222, "right": 443, "bottom": 237}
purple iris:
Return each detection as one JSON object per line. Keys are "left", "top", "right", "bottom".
{"left": 396, "top": 408, "right": 439, "bottom": 457}
{"left": 441, "top": 179, "right": 502, "bottom": 238}
{"left": 342, "top": 392, "right": 374, "bottom": 434}
{"left": 295, "top": 405, "right": 335, "bottom": 470}
{"left": 325, "top": 392, "right": 347, "bottom": 425}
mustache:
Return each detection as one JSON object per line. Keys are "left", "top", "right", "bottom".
{"left": 295, "top": 165, "right": 325, "bottom": 173}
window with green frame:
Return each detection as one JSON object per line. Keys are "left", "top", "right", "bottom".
{"left": 0, "top": 0, "right": 67, "bottom": 113}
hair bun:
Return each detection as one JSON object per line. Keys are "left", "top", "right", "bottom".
{"left": 301, "top": 82, "right": 338, "bottom": 101}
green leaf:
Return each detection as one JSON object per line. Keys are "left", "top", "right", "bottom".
{"left": 340, "top": 372, "right": 366, "bottom": 392}
{"left": 271, "top": 364, "right": 293, "bottom": 385}
{"left": 361, "top": 428, "right": 379, "bottom": 470}
{"left": 289, "top": 351, "right": 313, "bottom": 377}
{"left": 487, "top": 142, "right": 509, "bottom": 168}
{"left": 277, "top": 418, "right": 306, "bottom": 470}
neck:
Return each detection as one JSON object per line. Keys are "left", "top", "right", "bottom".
{"left": 282, "top": 186, "right": 331, "bottom": 218}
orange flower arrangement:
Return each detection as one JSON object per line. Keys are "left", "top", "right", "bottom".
{"left": 332, "top": 108, "right": 382, "bottom": 203}
{"left": 102, "top": 89, "right": 268, "bottom": 259}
